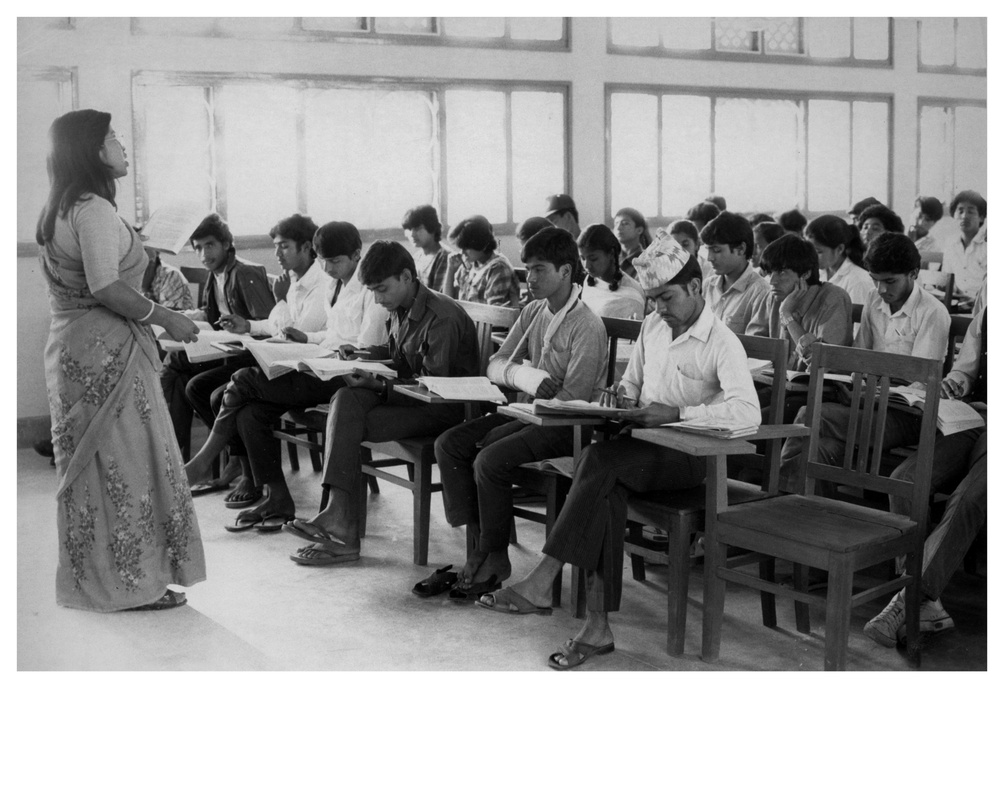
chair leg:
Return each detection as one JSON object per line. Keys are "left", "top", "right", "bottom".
{"left": 904, "top": 545, "right": 923, "bottom": 668}
{"left": 628, "top": 522, "right": 646, "bottom": 581}
{"left": 701, "top": 532, "right": 727, "bottom": 663}
{"left": 360, "top": 447, "right": 379, "bottom": 494}
{"left": 509, "top": 519, "right": 518, "bottom": 546}
{"left": 307, "top": 431, "right": 322, "bottom": 473}
{"left": 412, "top": 455, "right": 432, "bottom": 566}
{"left": 823, "top": 559, "right": 854, "bottom": 671}
{"left": 792, "top": 562, "right": 811, "bottom": 634}
{"left": 666, "top": 528, "right": 693, "bottom": 657}
{"left": 286, "top": 435, "right": 300, "bottom": 472}
{"left": 759, "top": 557, "right": 777, "bottom": 629}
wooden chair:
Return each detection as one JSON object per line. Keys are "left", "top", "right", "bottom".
{"left": 919, "top": 251, "right": 944, "bottom": 272}
{"left": 919, "top": 269, "right": 955, "bottom": 310}
{"left": 179, "top": 266, "right": 210, "bottom": 308}
{"left": 620, "top": 333, "right": 789, "bottom": 657}
{"left": 851, "top": 303, "right": 864, "bottom": 325}
{"left": 702, "top": 343, "right": 942, "bottom": 670}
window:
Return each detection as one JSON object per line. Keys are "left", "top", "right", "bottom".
{"left": 133, "top": 74, "right": 567, "bottom": 236}
{"left": 610, "top": 17, "right": 890, "bottom": 64}
{"left": 919, "top": 18, "right": 986, "bottom": 72}
{"left": 17, "top": 68, "right": 75, "bottom": 243}
{"left": 608, "top": 89, "right": 890, "bottom": 218}
{"left": 918, "top": 102, "right": 987, "bottom": 203}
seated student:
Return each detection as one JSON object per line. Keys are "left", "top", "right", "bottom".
{"left": 751, "top": 221, "right": 785, "bottom": 271}
{"left": 778, "top": 233, "right": 950, "bottom": 494}
{"left": 700, "top": 211, "right": 770, "bottom": 336}
{"left": 848, "top": 196, "right": 882, "bottom": 225}
{"left": 667, "top": 219, "right": 700, "bottom": 260}
{"left": 141, "top": 247, "right": 195, "bottom": 311}
{"left": 705, "top": 194, "right": 727, "bottom": 212}
{"left": 475, "top": 232, "right": 761, "bottom": 669}
{"left": 183, "top": 222, "right": 389, "bottom": 530}
{"left": 613, "top": 207, "right": 652, "bottom": 278}
{"left": 865, "top": 305, "right": 986, "bottom": 646}
{"left": 804, "top": 214, "right": 874, "bottom": 305}
{"left": 942, "top": 190, "right": 987, "bottom": 308}
{"left": 515, "top": 216, "right": 554, "bottom": 248}
{"left": 687, "top": 201, "right": 720, "bottom": 233}
{"left": 403, "top": 204, "right": 449, "bottom": 292}
{"left": 283, "top": 241, "right": 480, "bottom": 566}
{"left": 442, "top": 216, "right": 520, "bottom": 307}
{"left": 777, "top": 208, "right": 807, "bottom": 237}
{"left": 577, "top": 223, "right": 646, "bottom": 319}
{"left": 431, "top": 228, "right": 608, "bottom": 596}
{"left": 160, "top": 213, "right": 275, "bottom": 465}
{"left": 857, "top": 203, "right": 905, "bottom": 249}
{"left": 543, "top": 193, "right": 581, "bottom": 240}
{"left": 908, "top": 195, "right": 959, "bottom": 256}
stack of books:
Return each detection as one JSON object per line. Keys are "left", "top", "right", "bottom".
{"left": 889, "top": 385, "right": 984, "bottom": 436}
{"left": 661, "top": 419, "right": 759, "bottom": 439}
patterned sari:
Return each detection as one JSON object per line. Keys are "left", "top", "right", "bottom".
{"left": 41, "top": 201, "right": 206, "bottom": 611}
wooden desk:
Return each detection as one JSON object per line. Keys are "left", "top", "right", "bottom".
{"left": 497, "top": 405, "right": 605, "bottom": 463}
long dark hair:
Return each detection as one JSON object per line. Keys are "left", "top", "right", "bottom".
{"left": 578, "top": 223, "right": 624, "bottom": 291}
{"left": 805, "top": 214, "right": 865, "bottom": 266}
{"left": 36, "top": 109, "right": 117, "bottom": 245}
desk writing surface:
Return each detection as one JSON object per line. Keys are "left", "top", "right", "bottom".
{"left": 394, "top": 384, "right": 446, "bottom": 404}
{"left": 496, "top": 405, "right": 604, "bottom": 428}
{"left": 631, "top": 427, "right": 757, "bottom": 456}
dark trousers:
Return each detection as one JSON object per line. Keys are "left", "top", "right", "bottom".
{"left": 543, "top": 438, "right": 706, "bottom": 613}
{"left": 321, "top": 386, "right": 465, "bottom": 494}
{"left": 435, "top": 414, "right": 578, "bottom": 553}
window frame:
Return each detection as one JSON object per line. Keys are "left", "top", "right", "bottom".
{"left": 916, "top": 18, "right": 987, "bottom": 76}
{"left": 916, "top": 96, "right": 988, "bottom": 203}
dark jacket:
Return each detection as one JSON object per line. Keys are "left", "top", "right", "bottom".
{"left": 203, "top": 251, "right": 275, "bottom": 328}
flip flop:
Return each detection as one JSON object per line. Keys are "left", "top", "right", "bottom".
{"left": 547, "top": 639, "right": 615, "bottom": 671}
{"left": 448, "top": 574, "right": 501, "bottom": 603}
{"left": 475, "top": 587, "right": 552, "bottom": 616}
{"left": 190, "top": 479, "right": 231, "bottom": 497}
{"left": 224, "top": 486, "right": 264, "bottom": 509}
{"left": 290, "top": 544, "right": 360, "bottom": 566}
{"left": 256, "top": 513, "right": 294, "bottom": 533}
{"left": 412, "top": 565, "right": 459, "bottom": 598}
{"left": 127, "top": 590, "right": 188, "bottom": 611}
{"left": 224, "top": 510, "right": 264, "bottom": 532}
{"left": 283, "top": 519, "right": 339, "bottom": 544}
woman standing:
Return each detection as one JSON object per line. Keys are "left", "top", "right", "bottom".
{"left": 36, "top": 109, "right": 206, "bottom": 611}
{"left": 577, "top": 224, "right": 646, "bottom": 319}
{"left": 613, "top": 207, "right": 652, "bottom": 279}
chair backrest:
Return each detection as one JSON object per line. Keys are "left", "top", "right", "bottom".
{"left": 179, "top": 265, "right": 210, "bottom": 308}
{"left": 920, "top": 251, "right": 944, "bottom": 272}
{"left": 800, "top": 343, "right": 941, "bottom": 525}
{"left": 736, "top": 333, "right": 789, "bottom": 492}
{"left": 919, "top": 269, "right": 955, "bottom": 309}
{"left": 600, "top": 316, "right": 643, "bottom": 385}
{"left": 851, "top": 303, "right": 864, "bottom": 325}
{"left": 945, "top": 314, "right": 973, "bottom": 375}
{"left": 458, "top": 300, "right": 522, "bottom": 375}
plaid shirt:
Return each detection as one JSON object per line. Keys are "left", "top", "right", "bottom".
{"left": 143, "top": 257, "right": 194, "bottom": 310}
{"left": 454, "top": 252, "right": 521, "bottom": 308}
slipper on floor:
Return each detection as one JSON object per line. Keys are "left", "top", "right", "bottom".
{"left": 256, "top": 513, "right": 294, "bottom": 533}
{"left": 547, "top": 639, "right": 615, "bottom": 671}
{"left": 224, "top": 486, "right": 264, "bottom": 509}
{"left": 413, "top": 565, "right": 458, "bottom": 598}
{"left": 475, "top": 587, "right": 552, "bottom": 616}
{"left": 224, "top": 511, "right": 263, "bottom": 532}
{"left": 190, "top": 480, "right": 231, "bottom": 497}
{"left": 283, "top": 519, "right": 341, "bottom": 544}
{"left": 127, "top": 589, "right": 187, "bottom": 611}
{"left": 448, "top": 574, "right": 501, "bottom": 603}
{"left": 290, "top": 545, "right": 360, "bottom": 567}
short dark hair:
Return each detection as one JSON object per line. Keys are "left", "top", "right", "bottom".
{"left": 805, "top": 214, "right": 865, "bottom": 266}
{"left": 515, "top": 216, "right": 554, "bottom": 244}
{"left": 522, "top": 227, "right": 584, "bottom": 285}
{"left": 687, "top": 201, "right": 720, "bottom": 229}
{"left": 269, "top": 213, "right": 318, "bottom": 247}
{"left": 190, "top": 213, "right": 233, "bottom": 250}
{"left": 401, "top": 205, "right": 443, "bottom": 242}
{"left": 313, "top": 221, "right": 361, "bottom": 259}
{"left": 777, "top": 208, "right": 808, "bottom": 235}
{"left": 759, "top": 233, "right": 820, "bottom": 285}
{"left": 849, "top": 196, "right": 882, "bottom": 217}
{"left": 614, "top": 207, "right": 652, "bottom": 248}
{"left": 357, "top": 240, "right": 417, "bottom": 286}
{"left": 449, "top": 216, "right": 497, "bottom": 253}
{"left": 949, "top": 190, "right": 987, "bottom": 219}
{"left": 705, "top": 195, "right": 727, "bottom": 211}
{"left": 699, "top": 211, "right": 754, "bottom": 258}
{"left": 747, "top": 213, "right": 776, "bottom": 226}
{"left": 914, "top": 196, "right": 944, "bottom": 223}
{"left": 864, "top": 232, "right": 920, "bottom": 275}
{"left": 667, "top": 219, "right": 699, "bottom": 243}
{"left": 857, "top": 204, "right": 905, "bottom": 234}
{"left": 753, "top": 221, "right": 786, "bottom": 249}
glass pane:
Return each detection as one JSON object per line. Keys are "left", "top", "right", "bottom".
{"left": 611, "top": 17, "right": 659, "bottom": 47}
{"left": 17, "top": 75, "right": 72, "bottom": 241}
{"left": 854, "top": 17, "right": 890, "bottom": 60}
{"left": 222, "top": 84, "right": 299, "bottom": 236}
{"left": 807, "top": 100, "right": 851, "bottom": 212}
{"left": 511, "top": 92, "right": 565, "bottom": 223}
{"left": 805, "top": 17, "right": 851, "bottom": 58}
{"left": 133, "top": 18, "right": 214, "bottom": 36}
{"left": 218, "top": 18, "right": 295, "bottom": 36}
{"left": 660, "top": 94, "right": 711, "bottom": 217}
{"left": 956, "top": 18, "right": 987, "bottom": 69}
{"left": 302, "top": 17, "right": 367, "bottom": 33}
{"left": 509, "top": 17, "right": 563, "bottom": 41}
{"left": 920, "top": 17, "right": 956, "bottom": 66}
{"left": 442, "top": 18, "right": 505, "bottom": 38}
{"left": 763, "top": 18, "right": 801, "bottom": 55}
{"left": 305, "top": 88, "right": 437, "bottom": 230}
{"left": 918, "top": 106, "right": 952, "bottom": 200}
{"left": 610, "top": 93, "right": 659, "bottom": 217}
{"left": 139, "top": 84, "right": 214, "bottom": 227}
{"left": 660, "top": 17, "right": 711, "bottom": 50}
{"left": 715, "top": 18, "right": 760, "bottom": 53}
{"left": 375, "top": 17, "right": 434, "bottom": 35}
{"left": 851, "top": 101, "right": 890, "bottom": 211}
{"left": 954, "top": 106, "right": 987, "bottom": 194}
{"left": 445, "top": 89, "right": 507, "bottom": 223}
{"left": 714, "top": 97, "right": 802, "bottom": 213}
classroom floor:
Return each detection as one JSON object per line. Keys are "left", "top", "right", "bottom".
{"left": 17, "top": 444, "right": 987, "bottom": 672}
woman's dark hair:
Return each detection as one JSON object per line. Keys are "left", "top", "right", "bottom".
{"left": 857, "top": 204, "right": 905, "bottom": 235}
{"left": 849, "top": 196, "right": 882, "bottom": 218}
{"left": 805, "top": 214, "right": 865, "bottom": 266}
{"left": 36, "top": 109, "right": 116, "bottom": 244}
{"left": 577, "top": 223, "right": 624, "bottom": 290}
{"left": 753, "top": 221, "right": 786, "bottom": 250}
{"left": 449, "top": 216, "right": 497, "bottom": 254}
{"left": 667, "top": 219, "right": 699, "bottom": 244}
{"left": 777, "top": 208, "right": 808, "bottom": 235}
{"left": 401, "top": 205, "right": 443, "bottom": 242}
{"left": 949, "top": 190, "right": 987, "bottom": 220}
{"left": 522, "top": 227, "right": 584, "bottom": 285}
{"left": 614, "top": 207, "right": 652, "bottom": 249}
{"left": 313, "top": 221, "right": 362, "bottom": 259}
{"left": 357, "top": 240, "right": 417, "bottom": 286}
{"left": 190, "top": 213, "right": 234, "bottom": 250}
{"left": 759, "top": 233, "right": 821, "bottom": 285}
{"left": 515, "top": 216, "right": 554, "bottom": 244}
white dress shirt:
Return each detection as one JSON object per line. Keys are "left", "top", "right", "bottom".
{"left": 825, "top": 257, "right": 875, "bottom": 305}
{"left": 942, "top": 222, "right": 987, "bottom": 299}
{"left": 855, "top": 281, "right": 950, "bottom": 361}
{"left": 702, "top": 265, "right": 770, "bottom": 336}
{"left": 250, "top": 262, "right": 331, "bottom": 337}
{"left": 305, "top": 270, "right": 390, "bottom": 350}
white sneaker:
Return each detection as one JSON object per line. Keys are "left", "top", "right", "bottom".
{"left": 864, "top": 591, "right": 906, "bottom": 648}
{"left": 919, "top": 598, "right": 955, "bottom": 633}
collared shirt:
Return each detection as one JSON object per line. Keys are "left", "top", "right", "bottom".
{"left": 250, "top": 262, "right": 331, "bottom": 337}
{"left": 386, "top": 283, "right": 479, "bottom": 380}
{"left": 915, "top": 216, "right": 959, "bottom": 258}
{"left": 195, "top": 251, "right": 275, "bottom": 326}
{"left": 948, "top": 307, "right": 986, "bottom": 399}
{"left": 415, "top": 248, "right": 449, "bottom": 292}
{"left": 764, "top": 282, "right": 854, "bottom": 372}
{"left": 580, "top": 273, "right": 646, "bottom": 320}
{"left": 142, "top": 257, "right": 194, "bottom": 310}
{"left": 825, "top": 257, "right": 875, "bottom": 305}
{"left": 702, "top": 265, "right": 770, "bottom": 336}
{"left": 488, "top": 296, "right": 608, "bottom": 402}
{"left": 454, "top": 252, "right": 521, "bottom": 308}
{"left": 213, "top": 271, "right": 231, "bottom": 317}
{"left": 942, "top": 222, "right": 987, "bottom": 298}
{"left": 855, "top": 281, "right": 950, "bottom": 361}
{"left": 305, "top": 270, "right": 389, "bottom": 350}
{"left": 620, "top": 304, "right": 761, "bottom": 425}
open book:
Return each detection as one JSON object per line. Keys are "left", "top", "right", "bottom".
{"left": 244, "top": 341, "right": 334, "bottom": 380}
{"left": 278, "top": 357, "right": 398, "bottom": 383}
{"left": 156, "top": 326, "right": 255, "bottom": 364}
{"left": 660, "top": 419, "right": 759, "bottom": 439}
{"left": 531, "top": 399, "right": 631, "bottom": 417}
{"left": 138, "top": 202, "right": 210, "bottom": 254}
{"left": 889, "top": 385, "right": 984, "bottom": 436}
{"left": 417, "top": 376, "right": 506, "bottom": 403}
{"left": 759, "top": 367, "right": 856, "bottom": 385}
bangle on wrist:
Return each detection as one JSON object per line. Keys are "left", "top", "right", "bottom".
{"left": 137, "top": 299, "right": 156, "bottom": 323}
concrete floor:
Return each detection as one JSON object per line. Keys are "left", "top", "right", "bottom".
{"left": 17, "top": 445, "right": 987, "bottom": 672}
